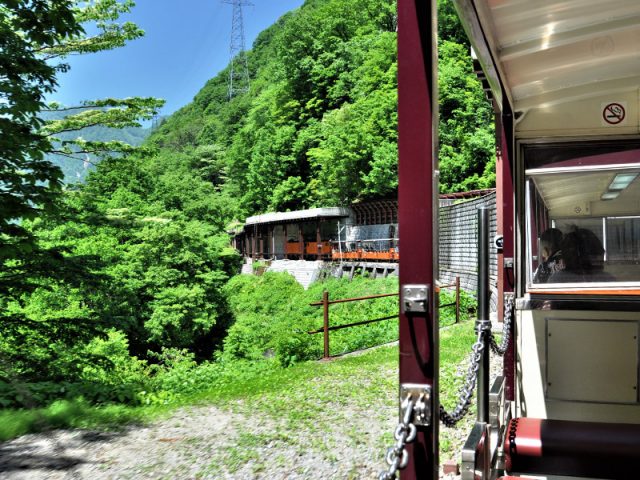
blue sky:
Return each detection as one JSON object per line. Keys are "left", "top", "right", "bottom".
{"left": 52, "top": 0, "right": 305, "bottom": 116}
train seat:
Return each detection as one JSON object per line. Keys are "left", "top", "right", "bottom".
{"left": 504, "top": 417, "right": 640, "bottom": 479}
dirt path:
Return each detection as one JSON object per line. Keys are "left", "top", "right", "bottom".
{"left": 1, "top": 402, "right": 381, "bottom": 480}
{"left": 0, "top": 345, "right": 501, "bottom": 479}
{"left": 0, "top": 400, "right": 470, "bottom": 480}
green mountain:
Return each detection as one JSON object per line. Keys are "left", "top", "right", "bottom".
{"left": 150, "top": 0, "right": 400, "bottom": 216}
{"left": 42, "top": 109, "right": 151, "bottom": 183}
{"left": 147, "top": 0, "right": 493, "bottom": 218}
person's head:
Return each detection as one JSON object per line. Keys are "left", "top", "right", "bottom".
{"left": 539, "top": 228, "right": 563, "bottom": 261}
{"left": 560, "top": 228, "right": 605, "bottom": 272}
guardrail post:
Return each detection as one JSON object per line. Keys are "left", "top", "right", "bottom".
{"left": 323, "top": 290, "right": 330, "bottom": 359}
{"left": 455, "top": 275, "right": 460, "bottom": 323}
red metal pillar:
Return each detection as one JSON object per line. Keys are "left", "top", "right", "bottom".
{"left": 455, "top": 276, "right": 460, "bottom": 324}
{"left": 398, "top": 0, "right": 438, "bottom": 478}
{"left": 322, "top": 290, "right": 330, "bottom": 359}
{"left": 496, "top": 100, "right": 516, "bottom": 401}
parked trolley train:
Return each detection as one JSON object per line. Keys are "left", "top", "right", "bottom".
{"left": 387, "top": 1, "right": 640, "bottom": 479}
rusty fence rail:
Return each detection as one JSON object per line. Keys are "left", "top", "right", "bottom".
{"left": 308, "top": 277, "right": 460, "bottom": 359}
{"left": 439, "top": 276, "right": 461, "bottom": 325}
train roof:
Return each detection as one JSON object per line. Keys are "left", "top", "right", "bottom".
{"left": 244, "top": 207, "right": 351, "bottom": 226}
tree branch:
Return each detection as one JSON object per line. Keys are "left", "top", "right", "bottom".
{"left": 45, "top": 151, "right": 99, "bottom": 167}
{"left": 41, "top": 105, "right": 94, "bottom": 113}
{"left": 43, "top": 120, "right": 105, "bottom": 136}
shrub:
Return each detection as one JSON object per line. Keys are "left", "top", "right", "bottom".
{"left": 222, "top": 274, "right": 399, "bottom": 365}
{"left": 439, "top": 288, "right": 477, "bottom": 325}
{"left": 0, "top": 330, "right": 151, "bottom": 408}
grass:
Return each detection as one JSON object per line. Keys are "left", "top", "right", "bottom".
{"left": 0, "top": 399, "right": 156, "bottom": 441}
{"left": 0, "top": 319, "right": 479, "bottom": 472}
{"left": 440, "top": 318, "right": 478, "bottom": 407}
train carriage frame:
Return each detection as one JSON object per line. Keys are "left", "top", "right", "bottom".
{"left": 394, "top": 1, "right": 640, "bottom": 479}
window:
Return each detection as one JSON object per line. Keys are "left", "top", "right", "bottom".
{"left": 525, "top": 160, "right": 640, "bottom": 287}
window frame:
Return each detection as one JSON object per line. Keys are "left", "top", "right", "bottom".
{"left": 524, "top": 163, "right": 640, "bottom": 292}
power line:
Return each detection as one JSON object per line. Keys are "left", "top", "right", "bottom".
{"left": 222, "top": 0, "right": 253, "bottom": 100}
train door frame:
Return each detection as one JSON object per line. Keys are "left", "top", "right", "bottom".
{"left": 446, "top": 1, "right": 640, "bottom": 479}
{"left": 395, "top": 1, "right": 517, "bottom": 478}
{"left": 395, "top": 0, "right": 439, "bottom": 478}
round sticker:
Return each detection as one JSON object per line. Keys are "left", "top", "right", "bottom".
{"left": 603, "top": 103, "right": 626, "bottom": 125}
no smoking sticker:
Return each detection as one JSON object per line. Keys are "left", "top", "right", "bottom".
{"left": 602, "top": 102, "right": 627, "bottom": 126}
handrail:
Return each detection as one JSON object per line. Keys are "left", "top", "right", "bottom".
{"left": 307, "top": 315, "right": 398, "bottom": 334}
{"left": 308, "top": 276, "right": 461, "bottom": 359}
{"left": 309, "top": 292, "right": 398, "bottom": 306}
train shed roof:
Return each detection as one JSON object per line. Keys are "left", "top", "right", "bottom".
{"left": 244, "top": 207, "right": 351, "bottom": 226}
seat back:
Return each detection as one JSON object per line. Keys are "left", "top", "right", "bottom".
{"left": 505, "top": 417, "right": 640, "bottom": 479}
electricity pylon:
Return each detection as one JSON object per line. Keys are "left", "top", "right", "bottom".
{"left": 222, "top": 0, "right": 253, "bottom": 100}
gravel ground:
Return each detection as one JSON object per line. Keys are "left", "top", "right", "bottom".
{"left": 1, "top": 403, "right": 373, "bottom": 480}
{"left": 0, "top": 393, "right": 397, "bottom": 480}
{"left": 0, "top": 343, "right": 503, "bottom": 480}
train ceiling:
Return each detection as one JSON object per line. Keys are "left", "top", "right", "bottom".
{"left": 530, "top": 166, "right": 640, "bottom": 217}
{"left": 454, "top": 0, "right": 640, "bottom": 114}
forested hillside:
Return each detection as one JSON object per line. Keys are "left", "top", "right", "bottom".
{"left": 1, "top": 0, "right": 492, "bottom": 410}
{"left": 149, "top": 0, "right": 494, "bottom": 219}
{"left": 44, "top": 113, "right": 151, "bottom": 183}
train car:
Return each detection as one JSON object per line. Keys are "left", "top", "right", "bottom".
{"left": 384, "top": 1, "right": 640, "bottom": 479}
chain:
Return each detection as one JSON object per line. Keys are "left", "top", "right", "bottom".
{"left": 379, "top": 294, "right": 516, "bottom": 476}
{"left": 441, "top": 295, "right": 515, "bottom": 427}
{"left": 489, "top": 295, "right": 514, "bottom": 356}
{"left": 378, "top": 393, "right": 418, "bottom": 480}
{"left": 439, "top": 329, "right": 485, "bottom": 427}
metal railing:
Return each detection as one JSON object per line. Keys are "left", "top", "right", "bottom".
{"left": 308, "top": 291, "right": 398, "bottom": 359}
{"left": 308, "top": 276, "right": 461, "bottom": 359}
{"left": 439, "top": 276, "right": 461, "bottom": 325}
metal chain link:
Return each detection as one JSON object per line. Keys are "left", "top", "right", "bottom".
{"left": 378, "top": 393, "right": 418, "bottom": 480}
{"left": 489, "top": 295, "right": 514, "bottom": 356}
{"left": 439, "top": 330, "right": 485, "bottom": 427}
{"left": 440, "top": 296, "right": 514, "bottom": 427}
{"left": 379, "top": 295, "right": 516, "bottom": 477}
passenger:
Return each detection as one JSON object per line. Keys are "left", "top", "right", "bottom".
{"left": 548, "top": 228, "right": 615, "bottom": 282}
{"left": 533, "top": 228, "right": 563, "bottom": 283}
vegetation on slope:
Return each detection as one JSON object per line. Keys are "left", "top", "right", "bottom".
{"left": 149, "top": 0, "right": 494, "bottom": 216}
{"left": 1, "top": 0, "right": 490, "bottom": 413}
{"left": 0, "top": 318, "right": 478, "bottom": 451}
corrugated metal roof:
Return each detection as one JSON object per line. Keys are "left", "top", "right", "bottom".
{"left": 244, "top": 207, "right": 351, "bottom": 226}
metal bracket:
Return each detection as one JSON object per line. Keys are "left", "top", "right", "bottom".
{"left": 401, "top": 284, "right": 430, "bottom": 314}
{"left": 400, "top": 383, "right": 432, "bottom": 426}
{"left": 461, "top": 422, "right": 490, "bottom": 480}
{"left": 475, "top": 319, "right": 492, "bottom": 334}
